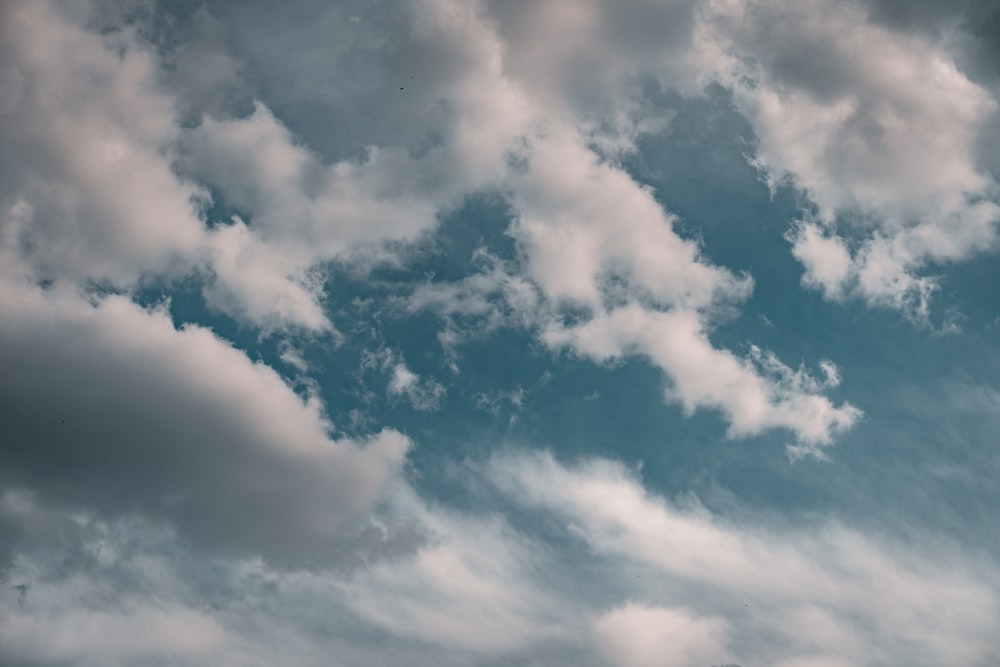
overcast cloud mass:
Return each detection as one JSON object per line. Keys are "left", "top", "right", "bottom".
{"left": 2, "top": 0, "right": 1000, "bottom": 665}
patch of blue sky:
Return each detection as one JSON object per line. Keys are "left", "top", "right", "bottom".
{"left": 296, "top": 80, "right": 1000, "bottom": 553}
{"left": 120, "top": 73, "right": 1000, "bottom": 560}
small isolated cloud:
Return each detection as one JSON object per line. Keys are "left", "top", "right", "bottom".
{"left": 544, "top": 305, "right": 860, "bottom": 456}
{"left": 362, "top": 348, "right": 446, "bottom": 412}
{"left": 387, "top": 361, "right": 447, "bottom": 411}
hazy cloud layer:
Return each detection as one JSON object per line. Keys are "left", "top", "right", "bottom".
{"left": 3, "top": 453, "right": 997, "bottom": 666}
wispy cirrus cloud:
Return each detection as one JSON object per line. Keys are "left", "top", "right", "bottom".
{"left": 3, "top": 451, "right": 997, "bottom": 666}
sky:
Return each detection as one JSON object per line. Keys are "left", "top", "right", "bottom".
{"left": 1, "top": 0, "right": 1000, "bottom": 665}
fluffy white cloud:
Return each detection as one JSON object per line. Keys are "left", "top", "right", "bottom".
{"left": 509, "top": 127, "right": 750, "bottom": 311}
{"left": 0, "top": 0, "right": 205, "bottom": 286}
{"left": 385, "top": 3, "right": 856, "bottom": 449}
{"left": 204, "top": 218, "right": 332, "bottom": 332}
{"left": 544, "top": 305, "right": 860, "bottom": 454}
{"left": 593, "top": 603, "right": 731, "bottom": 667}
{"left": 1, "top": 0, "right": 863, "bottom": 450}
{"left": 497, "top": 119, "right": 859, "bottom": 451}
{"left": 700, "top": 0, "right": 1000, "bottom": 315}
{"left": 182, "top": 100, "right": 444, "bottom": 330}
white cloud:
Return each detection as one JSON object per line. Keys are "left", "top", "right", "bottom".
{"left": 387, "top": 361, "right": 446, "bottom": 411}
{"left": 3, "top": 601, "right": 228, "bottom": 666}
{"left": 492, "top": 451, "right": 1000, "bottom": 667}
{"left": 5, "top": 449, "right": 995, "bottom": 666}
{"left": 508, "top": 127, "right": 750, "bottom": 311}
{"left": 544, "top": 305, "right": 860, "bottom": 455}
{"left": 787, "top": 221, "right": 854, "bottom": 299}
{"left": 593, "top": 603, "right": 731, "bottom": 667}
{"left": 0, "top": 0, "right": 863, "bottom": 450}
{"left": 336, "top": 488, "right": 565, "bottom": 654}
{"left": 0, "top": 478, "right": 570, "bottom": 665}
{"left": 204, "top": 218, "right": 333, "bottom": 332}
{"left": 0, "top": 431, "right": 997, "bottom": 667}
{"left": 174, "top": 0, "right": 536, "bottom": 330}
{"left": 0, "top": 0, "right": 205, "bottom": 287}
{"left": 700, "top": 0, "right": 1000, "bottom": 315}
{"left": 6, "top": 2, "right": 998, "bottom": 664}
{"left": 391, "top": 1, "right": 859, "bottom": 450}
{"left": 183, "top": 103, "right": 444, "bottom": 330}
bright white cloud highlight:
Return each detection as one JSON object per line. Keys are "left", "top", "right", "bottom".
{"left": 593, "top": 603, "right": 731, "bottom": 667}
{"left": 701, "top": 0, "right": 1000, "bottom": 315}
{"left": 0, "top": 0, "right": 205, "bottom": 286}
{"left": 544, "top": 305, "right": 860, "bottom": 456}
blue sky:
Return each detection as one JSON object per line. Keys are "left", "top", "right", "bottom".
{"left": 2, "top": 1, "right": 1000, "bottom": 665}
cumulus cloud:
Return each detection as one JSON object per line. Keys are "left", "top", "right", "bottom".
{"left": 178, "top": 0, "right": 1000, "bottom": 324}
{"left": 508, "top": 127, "right": 750, "bottom": 311}
{"left": 4, "top": 0, "right": 999, "bottom": 663}
{"left": 2, "top": 0, "right": 863, "bottom": 449}
{"left": 0, "top": 277, "right": 409, "bottom": 566}
{"left": 184, "top": 103, "right": 443, "bottom": 330}
{"left": 496, "top": 119, "right": 859, "bottom": 450}
{"left": 0, "top": 0, "right": 206, "bottom": 287}
{"left": 386, "top": 3, "right": 856, "bottom": 449}
{"left": 699, "top": 0, "right": 1000, "bottom": 316}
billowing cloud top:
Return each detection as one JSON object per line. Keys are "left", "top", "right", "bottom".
{"left": 2, "top": 0, "right": 1000, "bottom": 665}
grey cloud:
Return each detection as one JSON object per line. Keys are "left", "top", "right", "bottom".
{"left": 0, "top": 0, "right": 206, "bottom": 287}
{"left": 0, "top": 281, "right": 409, "bottom": 567}
{"left": 3, "top": 450, "right": 998, "bottom": 667}
{"left": 818, "top": 0, "right": 1000, "bottom": 91}
{"left": 6, "top": 1, "right": 1000, "bottom": 662}
{"left": 700, "top": 0, "right": 1000, "bottom": 317}
{"left": 163, "top": 0, "right": 481, "bottom": 162}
